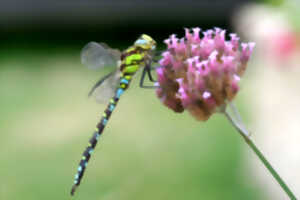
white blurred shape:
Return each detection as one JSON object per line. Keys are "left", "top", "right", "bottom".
{"left": 234, "top": 2, "right": 300, "bottom": 199}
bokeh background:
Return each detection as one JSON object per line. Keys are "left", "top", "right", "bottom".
{"left": 0, "top": 0, "right": 299, "bottom": 199}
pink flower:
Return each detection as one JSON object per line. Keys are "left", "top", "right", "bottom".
{"left": 156, "top": 28, "right": 255, "bottom": 121}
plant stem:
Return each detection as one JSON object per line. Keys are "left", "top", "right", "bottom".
{"left": 223, "top": 105, "right": 297, "bottom": 200}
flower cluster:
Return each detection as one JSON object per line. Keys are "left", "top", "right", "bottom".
{"left": 156, "top": 28, "right": 255, "bottom": 121}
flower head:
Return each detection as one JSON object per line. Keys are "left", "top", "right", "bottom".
{"left": 156, "top": 28, "right": 255, "bottom": 121}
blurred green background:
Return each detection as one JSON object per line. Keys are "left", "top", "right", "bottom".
{"left": 0, "top": 0, "right": 267, "bottom": 199}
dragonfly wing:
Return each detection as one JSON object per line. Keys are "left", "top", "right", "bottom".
{"left": 90, "top": 70, "right": 121, "bottom": 104}
{"left": 88, "top": 71, "right": 115, "bottom": 97}
{"left": 81, "top": 42, "right": 118, "bottom": 70}
{"left": 99, "top": 42, "right": 122, "bottom": 61}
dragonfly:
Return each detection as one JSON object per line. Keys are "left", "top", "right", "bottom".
{"left": 71, "top": 34, "right": 157, "bottom": 196}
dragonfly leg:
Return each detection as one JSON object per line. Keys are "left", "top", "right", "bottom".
{"left": 139, "top": 67, "right": 158, "bottom": 89}
{"left": 146, "top": 68, "right": 154, "bottom": 82}
{"left": 146, "top": 65, "right": 157, "bottom": 82}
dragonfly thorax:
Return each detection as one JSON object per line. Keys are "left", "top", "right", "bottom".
{"left": 120, "top": 42, "right": 155, "bottom": 75}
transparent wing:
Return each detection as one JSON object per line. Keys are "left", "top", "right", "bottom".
{"left": 99, "top": 42, "right": 122, "bottom": 60}
{"left": 90, "top": 70, "right": 121, "bottom": 104}
{"left": 81, "top": 42, "right": 119, "bottom": 70}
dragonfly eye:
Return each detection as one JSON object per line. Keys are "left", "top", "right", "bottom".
{"left": 135, "top": 39, "right": 147, "bottom": 46}
{"left": 135, "top": 34, "right": 157, "bottom": 50}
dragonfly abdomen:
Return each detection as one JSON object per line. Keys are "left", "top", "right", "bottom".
{"left": 71, "top": 76, "right": 131, "bottom": 195}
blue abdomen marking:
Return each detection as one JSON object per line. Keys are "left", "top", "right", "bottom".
{"left": 102, "top": 119, "right": 108, "bottom": 125}
{"left": 95, "top": 133, "right": 100, "bottom": 141}
{"left": 120, "top": 78, "right": 129, "bottom": 85}
{"left": 116, "top": 88, "right": 124, "bottom": 98}
{"left": 109, "top": 104, "right": 115, "bottom": 111}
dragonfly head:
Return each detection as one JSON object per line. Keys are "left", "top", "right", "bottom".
{"left": 134, "top": 34, "right": 156, "bottom": 51}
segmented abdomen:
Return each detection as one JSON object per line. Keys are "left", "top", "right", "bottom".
{"left": 71, "top": 47, "right": 146, "bottom": 196}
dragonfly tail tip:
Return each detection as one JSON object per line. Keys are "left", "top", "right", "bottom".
{"left": 71, "top": 185, "right": 78, "bottom": 196}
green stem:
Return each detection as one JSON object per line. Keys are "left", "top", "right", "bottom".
{"left": 224, "top": 106, "right": 297, "bottom": 200}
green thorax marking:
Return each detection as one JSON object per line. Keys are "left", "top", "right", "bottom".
{"left": 120, "top": 47, "right": 146, "bottom": 75}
